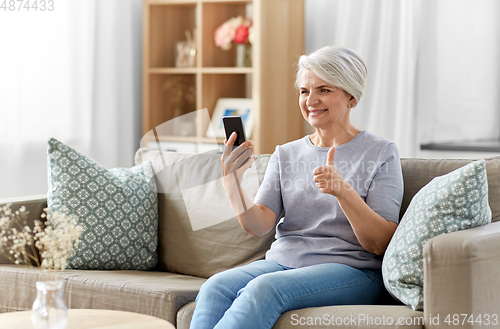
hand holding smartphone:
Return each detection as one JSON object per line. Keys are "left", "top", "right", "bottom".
{"left": 222, "top": 116, "right": 252, "bottom": 170}
{"left": 223, "top": 116, "right": 247, "bottom": 147}
{"left": 222, "top": 116, "right": 252, "bottom": 211}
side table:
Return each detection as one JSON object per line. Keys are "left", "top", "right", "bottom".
{"left": 0, "top": 309, "right": 175, "bottom": 329}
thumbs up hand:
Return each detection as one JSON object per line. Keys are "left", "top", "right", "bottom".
{"left": 325, "top": 146, "right": 336, "bottom": 166}
{"left": 313, "top": 147, "right": 351, "bottom": 197}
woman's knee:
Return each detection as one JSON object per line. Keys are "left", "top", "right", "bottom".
{"left": 198, "top": 270, "right": 233, "bottom": 298}
{"left": 198, "top": 265, "right": 259, "bottom": 302}
{"left": 238, "top": 273, "right": 286, "bottom": 311}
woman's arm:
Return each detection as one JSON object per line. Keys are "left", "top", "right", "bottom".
{"left": 313, "top": 146, "right": 399, "bottom": 255}
{"left": 223, "top": 179, "right": 278, "bottom": 237}
{"left": 336, "top": 188, "right": 398, "bottom": 255}
{"left": 221, "top": 132, "right": 277, "bottom": 237}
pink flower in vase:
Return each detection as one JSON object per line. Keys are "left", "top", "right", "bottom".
{"left": 214, "top": 16, "right": 253, "bottom": 50}
{"left": 233, "top": 25, "right": 249, "bottom": 44}
{"left": 214, "top": 22, "right": 236, "bottom": 50}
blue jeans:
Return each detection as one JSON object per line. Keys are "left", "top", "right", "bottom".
{"left": 189, "top": 260, "right": 384, "bottom": 329}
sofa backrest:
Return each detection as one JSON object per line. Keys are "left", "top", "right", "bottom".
{"left": 134, "top": 149, "right": 500, "bottom": 278}
{"left": 135, "top": 149, "right": 275, "bottom": 279}
{"left": 400, "top": 157, "right": 500, "bottom": 222}
{"left": 5, "top": 152, "right": 498, "bottom": 270}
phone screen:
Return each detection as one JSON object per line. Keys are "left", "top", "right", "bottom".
{"left": 223, "top": 116, "right": 247, "bottom": 147}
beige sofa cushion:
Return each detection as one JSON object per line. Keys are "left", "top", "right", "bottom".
{"left": 177, "top": 301, "right": 424, "bottom": 329}
{"left": 135, "top": 149, "right": 276, "bottom": 278}
{"left": 400, "top": 156, "right": 500, "bottom": 222}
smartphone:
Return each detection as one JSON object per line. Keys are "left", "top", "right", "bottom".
{"left": 223, "top": 116, "right": 247, "bottom": 147}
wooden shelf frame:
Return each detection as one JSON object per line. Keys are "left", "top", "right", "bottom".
{"left": 143, "top": 0, "right": 305, "bottom": 154}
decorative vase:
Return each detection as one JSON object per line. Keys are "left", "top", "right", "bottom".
{"left": 236, "top": 43, "right": 252, "bottom": 67}
{"left": 31, "top": 280, "right": 68, "bottom": 329}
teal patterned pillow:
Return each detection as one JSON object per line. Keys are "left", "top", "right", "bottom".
{"left": 47, "top": 138, "right": 158, "bottom": 270}
{"left": 382, "top": 160, "right": 491, "bottom": 310}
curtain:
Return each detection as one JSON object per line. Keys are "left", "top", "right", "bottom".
{"left": 0, "top": 0, "right": 143, "bottom": 198}
{"left": 416, "top": 0, "right": 500, "bottom": 146}
{"left": 305, "top": 0, "right": 421, "bottom": 158}
{"left": 305, "top": 0, "right": 500, "bottom": 158}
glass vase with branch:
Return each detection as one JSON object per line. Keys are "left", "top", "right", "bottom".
{"left": 0, "top": 204, "right": 82, "bottom": 329}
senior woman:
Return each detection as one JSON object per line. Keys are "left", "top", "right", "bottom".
{"left": 189, "top": 46, "right": 403, "bottom": 329}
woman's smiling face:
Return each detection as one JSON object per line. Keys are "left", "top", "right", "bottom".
{"left": 299, "top": 69, "right": 355, "bottom": 130}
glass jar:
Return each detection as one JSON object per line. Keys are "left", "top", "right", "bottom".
{"left": 31, "top": 280, "right": 68, "bottom": 329}
{"left": 236, "top": 43, "right": 252, "bottom": 67}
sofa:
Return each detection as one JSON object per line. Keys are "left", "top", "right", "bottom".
{"left": 1, "top": 148, "right": 500, "bottom": 329}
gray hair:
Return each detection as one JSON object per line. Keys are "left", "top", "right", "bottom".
{"left": 295, "top": 46, "right": 367, "bottom": 104}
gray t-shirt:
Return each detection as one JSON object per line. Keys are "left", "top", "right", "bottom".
{"left": 254, "top": 131, "right": 403, "bottom": 270}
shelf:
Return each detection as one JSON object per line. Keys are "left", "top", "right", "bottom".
{"left": 148, "top": 74, "right": 197, "bottom": 130}
{"left": 201, "top": 0, "right": 251, "bottom": 3}
{"left": 202, "top": 2, "right": 250, "bottom": 67}
{"left": 420, "top": 139, "right": 500, "bottom": 153}
{"left": 148, "top": 67, "right": 253, "bottom": 74}
{"left": 148, "top": 4, "right": 196, "bottom": 68}
{"left": 155, "top": 136, "right": 199, "bottom": 143}
{"left": 201, "top": 67, "right": 253, "bottom": 74}
{"left": 147, "top": 0, "right": 197, "bottom": 4}
{"left": 201, "top": 74, "right": 249, "bottom": 122}
{"left": 151, "top": 136, "right": 232, "bottom": 144}
{"left": 149, "top": 68, "right": 198, "bottom": 74}
{"left": 147, "top": 0, "right": 251, "bottom": 3}
{"left": 144, "top": 0, "right": 305, "bottom": 154}
{"left": 153, "top": 136, "right": 251, "bottom": 145}
{"left": 199, "top": 137, "right": 225, "bottom": 144}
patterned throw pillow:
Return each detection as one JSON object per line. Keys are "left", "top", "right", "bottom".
{"left": 47, "top": 138, "right": 158, "bottom": 270}
{"left": 382, "top": 160, "right": 491, "bottom": 311}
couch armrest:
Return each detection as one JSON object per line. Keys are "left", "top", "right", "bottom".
{"left": 0, "top": 194, "right": 47, "bottom": 206}
{"left": 0, "top": 194, "right": 47, "bottom": 217}
{"left": 423, "top": 221, "right": 500, "bottom": 328}
{"left": 0, "top": 195, "right": 47, "bottom": 264}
